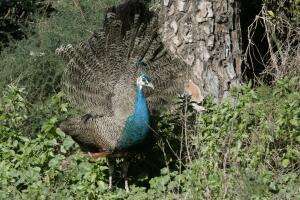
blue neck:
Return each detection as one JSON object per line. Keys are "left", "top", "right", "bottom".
{"left": 134, "top": 86, "right": 150, "bottom": 120}
{"left": 118, "top": 86, "right": 151, "bottom": 150}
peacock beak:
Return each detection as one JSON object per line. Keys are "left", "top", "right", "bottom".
{"left": 146, "top": 82, "right": 154, "bottom": 89}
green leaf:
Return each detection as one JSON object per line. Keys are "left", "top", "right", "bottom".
{"left": 160, "top": 168, "right": 169, "bottom": 175}
{"left": 282, "top": 159, "right": 290, "bottom": 168}
{"left": 63, "top": 136, "right": 75, "bottom": 150}
{"left": 56, "top": 128, "right": 66, "bottom": 138}
{"left": 60, "top": 103, "right": 68, "bottom": 112}
{"left": 48, "top": 155, "right": 65, "bottom": 168}
{"left": 49, "top": 117, "right": 58, "bottom": 124}
{"left": 290, "top": 119, "right": 299, "bottom": 126}
{"left": 296, "top": 135, "right": 300, "bottom": 143}
{"left": 269, "top": 181, "right": 277, "bottom": 191}
{"left": 48, "top": 157, "right": 60, "bottom": 168}
{"left": 60, "top": 145, "right": 66, "bottom": 153}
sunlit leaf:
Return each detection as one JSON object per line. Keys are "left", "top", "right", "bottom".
{"left": 282, "top": 159, "right": 290, "bottom": 168}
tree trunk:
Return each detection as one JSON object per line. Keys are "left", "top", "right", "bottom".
{"left": 160, "top": 0, "right": 242, "bottom": 102}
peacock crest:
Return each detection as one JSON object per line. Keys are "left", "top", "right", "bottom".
{"left": 56, "top": 0, "right": 190, "bottom": 191}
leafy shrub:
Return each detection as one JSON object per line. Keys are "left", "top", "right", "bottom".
{"left": 263, "top": 0, "right": 300, "bottom": 21}
{"left": 1, "top": 77, "right": 299, "bottom": 199}
{"left": 0, "top": 0, "right": 55, "bottom": 51}
{"left": 154, "top": 77, "right": 300, "bottom": 199}
{"left": 187, "top": 78, "right": 300, "bottom": 199}
{"left": 1, "top": 2, "right": 299, "bottom": 198}
{"left": 0, "top": 85, "right": 108, "bottom": 199}
{"left": 245, "top": 0, "right": 300, "bottom": 82}
{"left": 0, "top": 0, "right": 120, "bottom": 101}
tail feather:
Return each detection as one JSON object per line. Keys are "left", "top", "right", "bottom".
{"left": 57, "top": 0, "right": 190, "bottom": 118}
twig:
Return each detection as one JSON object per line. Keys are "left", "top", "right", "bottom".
{"left": 262, "top": 6, "right": 279, "bottom": 73}
{"left": 73, "top": 0, "right": 87, "bottom": 23}
{"left": 184, "top": 97, "right": 192, "bottom": 165}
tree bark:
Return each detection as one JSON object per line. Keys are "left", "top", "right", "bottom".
{"left": 159, "top": 0, "right": 242, "bottom": 102}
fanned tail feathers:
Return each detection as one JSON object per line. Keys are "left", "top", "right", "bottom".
{"left": 56, "top": 0, "right": 191, "bottom": 152}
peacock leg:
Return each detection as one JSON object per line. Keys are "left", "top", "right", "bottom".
{"left": 122, "top": 158, "right": 130, "bottom": 192}
{"left": 107, "top": 156, "right": 115, "bottom": 190}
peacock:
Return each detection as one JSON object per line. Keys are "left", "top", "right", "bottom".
{"left": 56, "top": 0, "right": 190, "bottom": 192}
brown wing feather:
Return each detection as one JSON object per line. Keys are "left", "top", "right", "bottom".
{"left": 57, "top": 1, "right": 190, "bottom": 151}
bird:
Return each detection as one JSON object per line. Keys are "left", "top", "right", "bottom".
{"left": 56, "top": 0, "right": 189, "bottom": 192}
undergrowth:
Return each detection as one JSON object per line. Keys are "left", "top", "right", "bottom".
{"left": 1, "top": 77, "right": 299, "bottom": 199}
{"left": 0, "top": 0, "right": 120, "bottom": 101}
{"left": 1, "top": 0, "right": 299, "bottom": 199}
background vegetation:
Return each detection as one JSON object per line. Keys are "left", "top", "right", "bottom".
{"left": 0, "top": 0, "right": 299, "bottom": 199}
{"left": 0, "top": 0, "right": 120, "bottom": 101}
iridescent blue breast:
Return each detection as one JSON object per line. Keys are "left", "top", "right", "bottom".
{"left": 117, "top": 87, "right": 151, "bottom": 150}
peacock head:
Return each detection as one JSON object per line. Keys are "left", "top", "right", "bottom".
{"left": 137, "top": 74, "right": 154, "bottom": 90}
